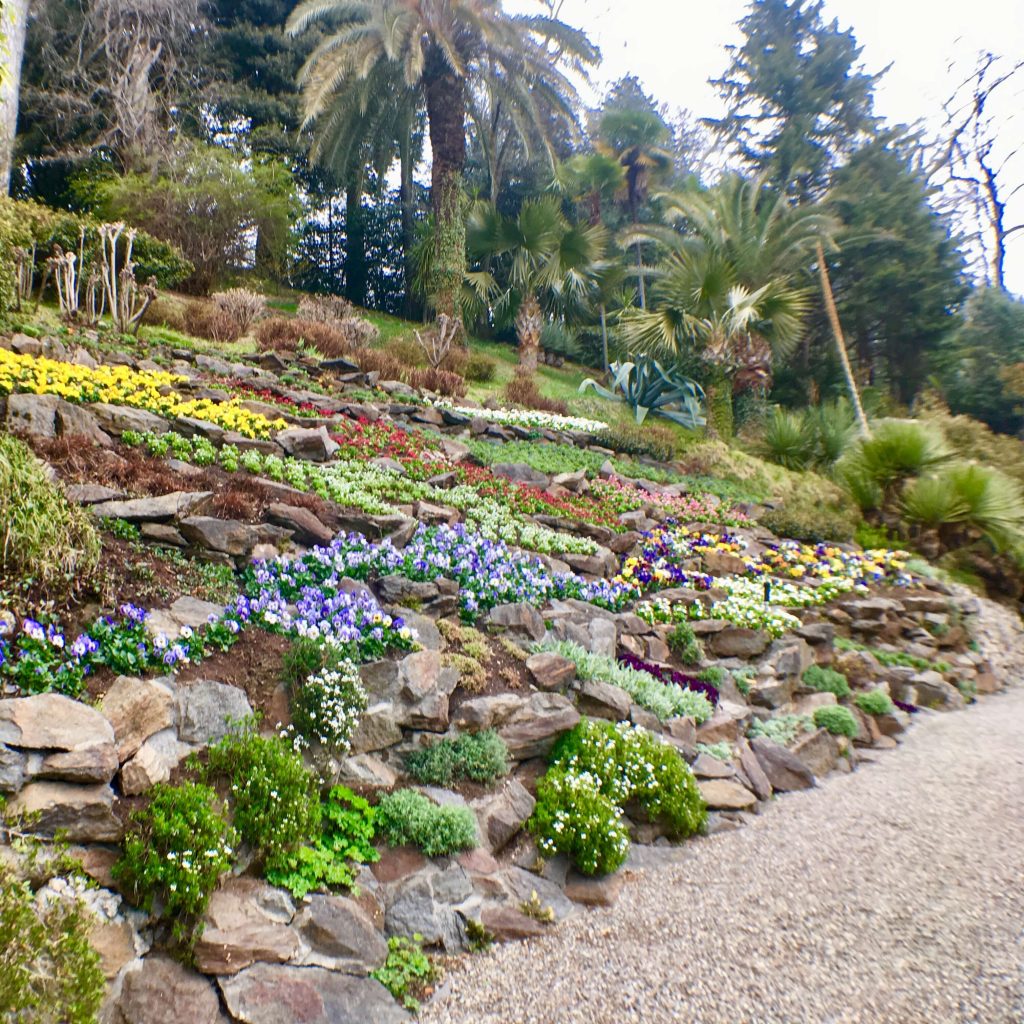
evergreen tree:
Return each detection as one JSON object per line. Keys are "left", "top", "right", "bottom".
{"left": 826, "top": 133, "right": 968, "bottom": 405}
{"left": 709, "top": 0, "right": 884, "bottom": 201}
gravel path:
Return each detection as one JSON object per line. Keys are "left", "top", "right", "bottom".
{"left": 422, "top": 688, "right": 1024, "bottom": 1024}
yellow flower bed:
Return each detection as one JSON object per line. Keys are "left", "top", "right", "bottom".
{"left": 0, "top": 349, "right": 286, "bottom": 439}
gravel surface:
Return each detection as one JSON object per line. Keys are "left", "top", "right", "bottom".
{"left": 423, "top": 687, "right": 1024, "bottom": 1024}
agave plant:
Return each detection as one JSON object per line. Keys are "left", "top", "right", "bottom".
{"left": 580, "top": 356, "right": 706, "bottom": 428}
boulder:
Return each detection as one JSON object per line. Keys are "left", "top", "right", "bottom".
{"left": 691, "top": 753, "right": 737, "bottom": 779}
{"left": 337, "top": 754, "right": 398, "bottom": 789}
{"left": 194, "top": 879, "right": 300, "bottom": 976}
{"left": 749, "top": 737, "right": 816, "bottom": 793}
{"left": 101, "top": 676, "right": 176, "bottom": 762}
{"left": 90, "top": 492, "right": 212, "bottom": 522}
{"left": 0, "top": 746, "right": 26, "bottom": 792}
{"left": 492, "top": 462, "right": 549, "bottom": 488}
{"left": 7, "top": 781, "right": 120, "bottom": 842}
{"left": 550, "top": 614, "right": 617, "bottom": 658}
{"left": 563, "top": 871, "right": 626, "bottom": 908}
{"left": 910, "top": 671, "right": 966, "bottom": 711}
{"left": 789, "top": 728, "right": 839, "bottom": 777}
{"left": 265, "top": 504, "right": 334, "bottom": 547}
{"left": 701, "top": 550, "right": 748, "bottom": 576}
{"left": 0, "top": 694, "right": 117, "bottom": 784}
{"left": 576, "top": 679, "right": 632, "bottom": 722}
{"left": 525, "top": 652, "right": 576, "bottom": 691}
{"left": 698, "top": 779, "right": 757, "bottom": 811}
{"left": 377, "top": 575, "right": 440, "bottom": 606}
{"left": 695, "top": 702, "right": 751, "bottom": 745}
{"left": 64, "top": 484, "right": 124, "bottom": 505}
{"left": 747, "top": 676, "right": 797, "bottom": 710}
{"left": 452, "top": 694, "right": 526, "bottom": 732}
{"left": 293, "top": 895, "right": 388, "bottom": 973}
{"left": 5, "top": 393, "right": 59, "bottom": 436}
{"left": 737, "top": 740, "right": 773, "bottom": 801}
{"left": 499, "top": 866, "right": 575, "bottom": 923}
{"left": 709, "top": 628, "right": 770, "bottom": 659}
{"left": 120, "top": 729, "right": 189, "bottom": 796}
{"left": 472, "top": 780, "right": 535, "bottom": 853}
{"left": 385, "top": 866, "right": 469, "bottom": 952}
{"left": 179, "top": 517, "right": 259, "bottom": 557}
{"left": 89, "top": 916, "right": 139, "bottom": 980}
{"left": 218, "top": 964, "right": 406, "bottom": 1024}
{"left": 112, "top": 955, "right": 229, "bottom": 1024}
{"left": 499, "top": 692, "right": 581, "bottom": 760}
{"left": 55, "top": 401, "right": 112, "bottom": 446}
{"left": 478, "top": 905, "right": 547, "bottom": 941}
{"left": 177, "top": 681, "right": 253, "bottom": 746}
{"left": 88, "top": 403, "right": 169, "bottom": 436}
{"left": 348, "top": 703, "right": 403, "bottom": 755}
{"left": 276, "top": 426, "right": 339, "bottom": 462}
{"left": 167, "top": 597, "right": 226, "bottom": 632}
{"left": 486, "top": 603, "right": 546, "bottom": 644}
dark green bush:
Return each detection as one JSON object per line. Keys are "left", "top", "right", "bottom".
{"left": 812, "top": 705, "right": 858, "bottom": 738}
{"left": 374, "top": 790, "right": 478, "bottom": 857}
{"left": 114, "top": 782, "right": 236, "bottom": 943}
{"left": 464, "top": 354, "right": 497, "bottom": 383}
{"left": 404, "top": 731, "right": 509, "bottom": 787}
{"left": 854, "top": 689, "right": 895, "bottom": 716}
{"left": 203, "top": 722, "right": 321, "bottom": 873}
{"left": 667, "top": 621, "right": 703, "bottom": 666}
{"left": 802, "top": 665, "right": 851, "bottom": 699}
{"left": 594, "top": 422, "right": 680, "bottom": 462}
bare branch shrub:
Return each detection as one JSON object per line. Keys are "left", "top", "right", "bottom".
{"left": 212, "top": 288, "right": 267, "bottom": 335}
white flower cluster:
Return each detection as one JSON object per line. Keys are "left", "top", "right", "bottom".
{"left": 435, "top": 401, "right": 608, "bottom": 434}
{"left": 289, "top": 657, "right": 368, "bottom": 753}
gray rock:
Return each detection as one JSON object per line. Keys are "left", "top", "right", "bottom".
{"left": 194, "top": 879, "right": 300, "bottom": 976}
{"left": 177, "top": 681, "right": 253, "bottom": 745}
{"left": 491, "top": 462, "right": 549, "bottom": 488}
{"left": 486, "top": 603, "right": 546, "bottom": 644}
{"left": 698, "top": 779, "right": 757, "bottom": 811}
{"left": 7, "top": 781, "right": 120, "bottom": 842}
{"left": 385, "top": 867, "right": 468, "bottom": 952}
{"left": 499, "top": 866, "right": 575, "bottom": 922}
{"left": 349, "top": 703, "right": 403, "bottom": 755}
{"left": 691, "top": 753, "right": 737, "bottom": 779}
{"left": 101, "top": 676, "right": 176, "bottom": 762}
{"left": 550, "top": 614, "right": 617, "bottom": 658}
{"left": 5, "top": 393, "right": 59, "bottom": 436}
{"left": 64, "top": 484, "right": 123, "bottom": 505}
{"left": 0, "top": 745, "right": 26, "bottom": 792}
{"left": 265, "top": 503, "right": 335, "bottom": 547}
{"left": 139, "top": 523, "right": 187, "bottom": 547}
{"left": 174, "top": 416, "right": 226, "bottom": 444}
{"left": 911, "top": 671, "right": 966, "bottom": 711}
{"left": 55, "top": 401, "right": 112, "bottom": 446}
{"left": 452, "top": 694, "right": 526, "bottom": 732}
{"left": 472, "top": 780, "right": 535, "bottom": 853}
{"left": 89, "top": 402, "right": 169, "bottom": 436}
{"left": 112, "top": 955, "right": 229, "bottom": 1024}
{"left": 120, "top": 728, "right": 189, "bottom": 796}
{"left": 749, "top": 736, "right": 816, "bottom": 793}
{"left": 90, "top": 492, "right": 212, "bottom": 522}
{"left": 576, "top": 679, "right": 632, "bottom": 722}
{"left": 377, "top": 575, "right": 440, "bottom": 605}
{"left": 295, "top": 895, "right": 388, "bottom": 972}
{"left": 276, "top": 426, "right": 339, "bottom": 462}
{"left": 790, "top": 727, "right": 840, "bottom": 777}
{"left": 478, "top": 904, "right": 548, "bottom": 941}
{"left": 179, "top": 517, "right": 259, "bottom": 557}
{"left": 710, "top": 628, "right": 770, "bottom": 659}
{"left": 526, "top": 652, "right": 576, "bottom": 691}
{"left": 337, "top": 754, "right": 398, "bottom": 789}
{"left": 499, "top": 692, "right": 581, "bottom": 760}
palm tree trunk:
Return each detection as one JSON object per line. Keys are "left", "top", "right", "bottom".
{"left": 344, "top": 166, "right": 368, "bottom": 307}
{"left": 816, "top": 241, "right": 870, "bottom": 437}
{"left": 600, "top": 303, "right": 609, "bottom": 372}
{"left": 516, "top": 293, "right": 543, "bottom": 374}
{"left": 0, "top": 0, "right": 31, "bottom": 194}
{"left": 398, "top": 122, "right": 417, "bottom": 320}
{"left": 425, "top": 64, "right": 467, "bottom": 335}
{"left": 704, "top": 366, "right": 734, "bottom": 440}
{"left": 629, "top": 189, "right": 646, "bottom": 309}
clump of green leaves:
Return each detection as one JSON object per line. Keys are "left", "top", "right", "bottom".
{"left": 266, "top": 786, "right": 379, "bottom": 900}
{"left": 802, "top": 665, "right": 851, "bottom": 699}
{"left": 748, "top": 714, "right": 813, "bottom": 747}
{"left": 696, "top": 741, "right": 733, "bottom": 761}
{"left": 531, "top": 720, "right": 706, "bottom": 876}
{"left": 812, "top": 705, "right": 859, "bottom": 738}
{"left": 114, "top": 782, "right": 236, "bottom": 944}
{"left": 667, "top": 620, "right": 703, "bottom": 666}
{"left": 405, "top": 731, "right": 509, "bottom": 787}
{"left": 371, "top": 935, "right": 440, "bottom": 1012}
{"left": 0, "top": 434, "right": 101, "bottom": 594}
{"left": 854, "top": 689, "right": 895, "bottom": 716}
{"left": 374, "top": 790, "right": 478, "bottom": 857}
{"left": 203, "top": 721, "right": 321, "bottom": 874}
{"left": 0, "top": 866, "right": 106, "bottom": 1024}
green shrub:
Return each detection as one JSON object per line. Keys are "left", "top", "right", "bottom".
{"left": 372, "top": 935, "right": 440, "bottom": 1012}
{"left": 841, "top": 419, "right": 950, "bottom": 499}
{"left": 266, "top": 786, "right": 379, "bottom": 900}
{"left": 802, "top": 665, "right": 851, "bottom": 699}
{"left": 114, "top": 782, "right": 235, "bottom": 943}
{"left": 667, "top": 621, "right": 703, "bottom": 666}
{"left": 748, "top": 714, "right": 812, "bottom": 746}
{"left": 760, "top": 474, "right": 860, "bottom": 542}
{"left": 530, "top": 770, "right": 630, "bottom": 876}
{"left": 854, "top": 689, "right": 894, "bottom": 716}
{"left": 0, "top": 435, "right": 101, "bottom": 593}
{"left": 760, "top": 408, "right": 818, "bottom": 470}
{"left": 0, "top": 866, "right": 106, "bottom": 1023}
{"left": 593, "top": 422, "right": 680, "bottom": 463}
{"left": 374, "top": 790, "right": 478, "bottom": 857}
{"left": 854, "top": 521, "right": 900, "bottom": 550}
{"left": 812, "top": 705, "right": 858, "bottom": 738}
{"left": 204, "top": 722, "right": 321, "bottom": 874}
{"left": 464, "top": 354, "right": 497, "bottom": 383}
{"left": 405, "top": 732, "right": 509, "bottom": 787}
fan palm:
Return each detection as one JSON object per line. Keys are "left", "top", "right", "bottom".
{"left": 620, "top": 174, "right": 836, "bottom": 431}
{"left": 286, "top": 0, "right": 598, "bottom": 323}
{"left": 466, "top": 196, "right": 606, "bottom": 372}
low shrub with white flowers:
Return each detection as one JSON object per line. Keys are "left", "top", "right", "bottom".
{"left": 203, "top": 721, "right": 322, "bottom": 875}
{"left": 530, "top": 720, "right": 706, "bottom": 876}
{"left": 114, "top": 782, "right": 236, "bottom": 945}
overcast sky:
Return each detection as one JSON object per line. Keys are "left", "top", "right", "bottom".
{"left": 506, "top": 0, "right": 1024, "bottom": 295}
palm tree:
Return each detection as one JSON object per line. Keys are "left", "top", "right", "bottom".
{"left": 466, "top": 196, "right": 606, "bottom": 372}
{"left": 597, "top": 108, "right": 674, "bottom": 308}
{"left": 286, "top": 0, "right": 598, "bottom": 324}
{"left": 620, "top": 173, "right": 836, "bottom": 434}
